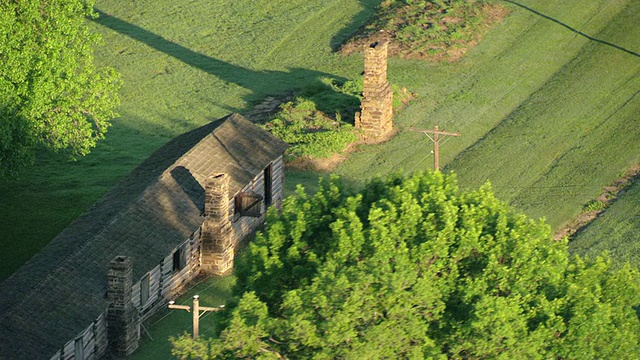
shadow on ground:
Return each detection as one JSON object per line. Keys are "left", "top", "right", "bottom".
{"left": 92, "top": 9, "right": 356, "bottom": 112}
{"left": 329, "top": 0, "right": 383, "bottom": 51}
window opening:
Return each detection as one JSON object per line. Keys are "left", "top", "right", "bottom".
{"left": 172, "top": 247, "right": 185, "bottom": 272}
{"left": 234, "top": 192, "right": 263, "bottom": 218}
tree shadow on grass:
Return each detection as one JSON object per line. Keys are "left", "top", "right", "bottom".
{"left": 92, "top": 9, "right": 356, "bottom": 110}
{"left": 504, "top": 0, "right": 640, "bottom": 59}
{"left": 329, "top": 0, "right": 384, "bottom": 52}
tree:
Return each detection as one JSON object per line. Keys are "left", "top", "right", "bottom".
{"left": 173, "top": 172, "right": 640, "bottom": 359}
{"left": 0, "top": 0, "right": 120, "bottom": 176}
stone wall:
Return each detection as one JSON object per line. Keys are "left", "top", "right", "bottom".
{"left": 356, "top": 39, "right": 393, "bottom": 140}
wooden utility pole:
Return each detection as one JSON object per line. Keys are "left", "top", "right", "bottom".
{"left": 168, "top": 295, "right": 225, "bottom": 339}
{"left": 410, "top": 126, "right": 461, "bottom": 172}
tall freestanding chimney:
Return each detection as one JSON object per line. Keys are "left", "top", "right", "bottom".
{"left": 356, "top": 39, "right": 393, "bottom": 140}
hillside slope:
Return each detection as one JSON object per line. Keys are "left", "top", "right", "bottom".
{"left": 0, "top": 0, "right": 381, "bottom": 280}
{"left": 570, "top": 178, "right": 640, "bottom": 267}
{"left": 336, "top": 0, "right": 640, "bottom": 230}
{"left": 1, "top": 0, "right": 639, "bottom": 280}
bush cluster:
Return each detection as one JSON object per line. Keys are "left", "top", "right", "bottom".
{"left": 261, "top": 79, "right": 361, "bottom": 160}
{"left": 354, "top": 0, "right": 506, "bottom": 60}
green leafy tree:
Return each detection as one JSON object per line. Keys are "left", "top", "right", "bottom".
{"left": 0, "top": 0, "right": 120, "bottom": 176}
{"left": 173, "top": 172, "right": 640, "bottom": 359}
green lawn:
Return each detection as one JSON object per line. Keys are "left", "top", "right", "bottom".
{"left": 335, "top": 0, "right": 640, "bottom": 230}
{"left": 570, "top": 179, "right": 640, "bottom": 268}
{"left": 131, "top": 276, "right": 236, "bottom": 360}
{"left": 1, "top": 0, "right": 638, "bottom": 355}
{"left": 0, "top": 0, "right": 638, "bottom": 327}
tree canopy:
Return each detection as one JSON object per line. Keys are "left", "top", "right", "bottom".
{"left": 0, "top": 0, "right": 120, "bottom": 176}
{"left": 173, "top": 172, "right": 640, "bottom": 359}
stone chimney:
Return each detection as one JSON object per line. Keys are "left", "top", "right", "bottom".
{"left": 201, "top": 173, "right": 234, "bottom": 275}
{"left": 355, "top": 39, "right": 393, "bottom": 140}
{"left": 107, "top": 256, "right": 139, "bottom": 357}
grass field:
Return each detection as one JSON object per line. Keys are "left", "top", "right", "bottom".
{"left": 335, "top": 0, "right": 640, "bottom": 230}
{"left": 1, "top": 0, "right": 639, "bottom": 356}
{"left": 570, "top": 179, "right": 640, "bottom": 268}
{"left": 0, "top": 0, "right": 638, "bottom": 301}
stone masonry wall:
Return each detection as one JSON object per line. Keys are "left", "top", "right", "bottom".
{"left": 356, "top": 39, "right": 393, "bottom": 139}
{"left": 201, "top": 173, "right": 234, "bottom": 275}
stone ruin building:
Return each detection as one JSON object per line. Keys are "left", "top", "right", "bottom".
{"left": 355, "top": 39, "right": 394, "bottom": 140}
{"left": 0, "top": 113, "right": 288, "bottom": 359}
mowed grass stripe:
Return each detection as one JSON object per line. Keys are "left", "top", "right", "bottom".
{"left": 260, "top": 0, "right": 370, "bottom": 67}
{"left": 335, "top": 0, "right": 637, "bottom": 228}
{"left": 450, "top": 0, "right": 640, "bottom": 228}
{"left": 336, "top": 0, "right": 630, "bottom": 179}
{"left": 570, "top": 178, "right": 640, "bottom": 268}
{"left": 336, "top": 1, "right": 571, "bottom": 175}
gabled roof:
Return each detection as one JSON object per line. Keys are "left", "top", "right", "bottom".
{"left": 0, "top": 113, "right": 288, "bottom": 359}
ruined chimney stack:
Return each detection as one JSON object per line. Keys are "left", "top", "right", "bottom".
{"left": 356, "top": 39, "right": 393, "bottom": 140}
{"left": 363, "top": 41, "right": 389, "bottom": 94}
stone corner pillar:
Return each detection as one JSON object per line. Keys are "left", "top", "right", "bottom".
{"left": 107, "top": 255, "right": 140, "bottom": 357}
{"left": 201, "top": 173, "right": 234, "bottom": 276}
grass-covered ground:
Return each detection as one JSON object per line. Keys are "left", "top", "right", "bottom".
{"left": 335, "top": 0, "right": 640, "bottom": 230}
{"left": 570, "top": 178, "right": 640, "bottom": 268}
{"left": 0, "top": 0, "right": 638, "bottom": 297}
{"left": 342, "top": 0, "right": 509, "bottom": 61}
{"left": 1, "top": 0, "right": 639, "bottom": 356}
{"left": 131, "top": 276, "right": 235, "bottom": 360}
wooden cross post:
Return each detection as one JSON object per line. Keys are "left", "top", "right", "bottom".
{"left": 410, "top": 126, "right": 461, "bottom": 172}
{"left": 168, "top": 295, "right": 225, "bottom": 339}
